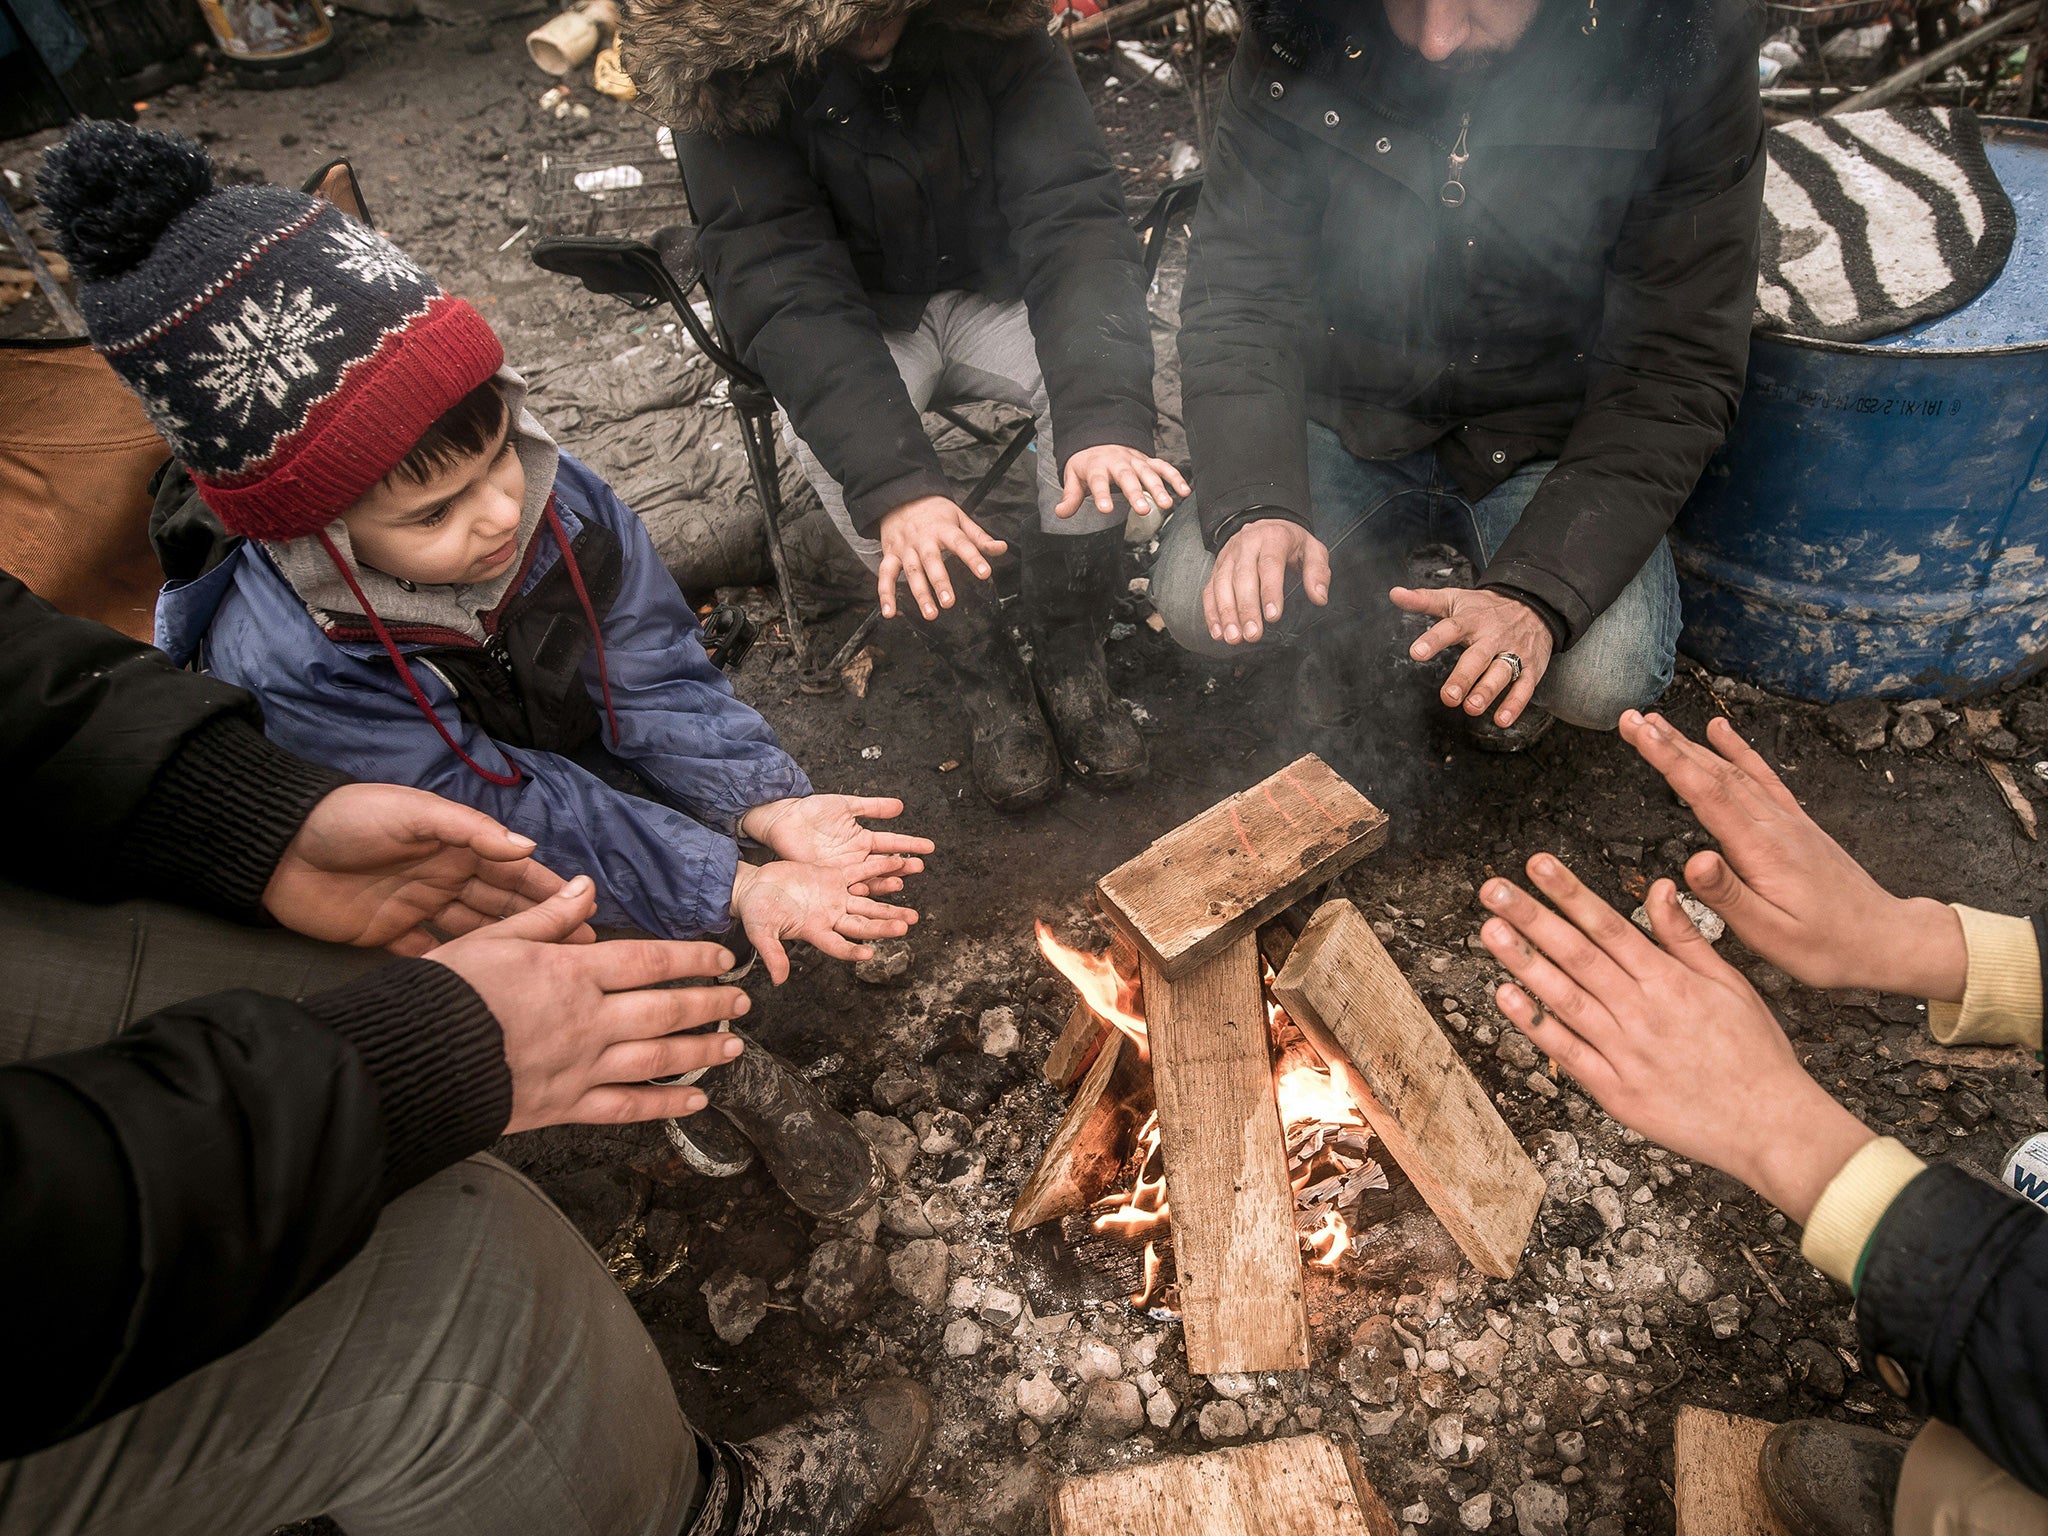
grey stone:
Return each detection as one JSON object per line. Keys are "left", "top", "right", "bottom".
{"left": 700, "top": 1266, "right": 769, "bottom": 1346}
{"left": 1555, "top": 1429, "right": 1586, "bottom": 1464}
{"left": 888, "top": 1238, "right": 949, "bottom": 1312}
{"left": 1676, "top": 1263, "right": 1717, "bottom": 1303}
{"left": 801, "top": 1238, "right": 888, "bottom": 1333}
{"left": 1198, "top": 1400, "right": 1248, "bottom": 1441}
{"left": 1075, "top": 1340, "right": 1123, "bottom": 1382}
{"left": 854, "top": 1112, "right": 919, "bottom": 1182}
{"left": 943, "top": 1317, "right": 985, "bottom": 1357}
{"left": 1146, "top": 1388, "right": 1177, "bottom": 1428}
{"left": 1784, "top": 1336, "right": 1846, "bottom": 1399}
{"left": 1588, "top": 1186, "right": 1627, "bottom": 1232}
{"left": 880, "top": 1192, "right": 936, "bottom": 1238}
{"left": 1208, "top": 1371, "right": 1258, "bottom": 1399}
{"left": 1496, "top": 1032, "right": 1539, "bottom": 1071}
{"left": 979, "top": 1286, "right": 1024, "bottom": 1326}
{"left": 1526, "top": 1071, "right": 1560, "bottom": 1100}
{"left": 1547, "top": 1327, "right": 1587, "bottom": 1367}
{"left": 1598, "top": 1159, "right": 1631, "bottom": 1187}
{"left": 923, "top": 1187, "right": 969, "bottom": 1236}
{"left": 1458, "top": 1492, "right": 1494, "bottom": 1531}
{"left": 1429, "top": 1413, "right": 1467, "bottom": 1461}
{"left": 1824, "top": 698, "right": 1891, "bottom": 754}
{"left": 2016, "top": 699, "right": 2048, "bottom": 746}
{"left": 854, "top": 937, "right": 912, "bottom": 986}
{"left": 1017, "top": 1371, "right": 1070, "bottom": 1425}
{"left": 1893, "top": 711, "right": 1937, "bottom": 751}
{"left": 915, "top": 1108, "right": 975, "bottom": 1155}
{"left": 1513, "top": 1482, "right": 1569, "bottom": 1536}
{"left": 1707, "top": 1294, "right": 1748, "bottom": 1338}
{"left": 1081, "top": 1379, "right": 1146, "bottom": 1437}
{"left": 978, "top": 1006, "right": 1021, "bottom": 1057}
{"left": 871, "top": 1066, "right": 924, "bottom": 1112}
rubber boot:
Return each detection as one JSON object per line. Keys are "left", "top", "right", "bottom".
{"left": 687, "top": 1379, "right": 934, "bottom": 1536}
{"left": 1757, "top": 1420, "right": 1905, "bottom": 1536}
{"left": 909, "top": 577, "right": 1060, "bottom": 810}
{"left": 1020, "top": 527, "right": 1147, "bottom": 787}
{"left": 663, "top": 1111, "right": 756, "bottom": 1178}
{"left": 702, "top": 1030, "right": 883, "bottom": 1221}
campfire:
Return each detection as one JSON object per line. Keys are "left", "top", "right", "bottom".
{"left": 1034, "top": 921, "right": 1389, "bottom": 1299}
{"left": 1009, "top": 755, "right": 1547, "bottom": 1378}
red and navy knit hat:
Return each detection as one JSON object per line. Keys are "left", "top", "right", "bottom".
{"left": 37, "top": 121, "right": 503, "bottom": 542}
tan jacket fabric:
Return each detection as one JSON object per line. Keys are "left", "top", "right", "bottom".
{"left": 0, "top": 340, "right": 170, "bottom": 641}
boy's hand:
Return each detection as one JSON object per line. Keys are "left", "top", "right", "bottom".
{"left": 1055, "top": 445, "right": 1191, "bottom": 521}
{"left": 264, "top": 782, "right": 593, "bottom": 956}
{"left": 1202, "top": 518, "right": 1332, "bottom": 645}
{"left": 1478, "top": 856, "right": 1873, "bottom": 1225}
{"left": 729, "top": 855, "right": 920, "bottom": 984}
{"left": 740, "top": 795, "right": 934, "bottom": 869}
{"left": 876, "top": 496, "right": 1007, "bottom": 621}
{"left": 1619, "top": 711, "right": 1968, "bottom": 1000}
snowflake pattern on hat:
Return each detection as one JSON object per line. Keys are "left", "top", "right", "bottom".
{"left": 191, "top": 282, "right": 345, "bottom": 430}
{"left": 325, "top": 219, "right": 427, "bottom": 290}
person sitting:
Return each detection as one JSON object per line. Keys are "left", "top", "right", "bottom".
{"left": 630, "top": 0, "right": 1189, "bottom": 808}
{"left": 0, "top": 569, "right": 932, "bottom": 1536}
{"left": 1154, "top": 0, "right": 1765, "bottom": 748}
{"left": 38, "top": 118, "right": 924, "bottom": 1214}
{"left": 1477, "top": 710, "right": 2047, "bottom": 1535}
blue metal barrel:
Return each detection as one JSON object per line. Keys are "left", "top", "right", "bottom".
{"left": 1672, "top": 117, "right": 2048, "bottom": 701}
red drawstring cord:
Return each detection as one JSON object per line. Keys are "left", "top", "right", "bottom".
{"left": 314, "top": 530, "right": 525, "bottom": 787}
{"left": 543, "top": 501, "right": 621, "bottom": 747}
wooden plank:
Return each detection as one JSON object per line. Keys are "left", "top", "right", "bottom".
{"left": 1009, "top": 1030, "right": 1152, "bottom": 1232}
{"left": 1145, "top": 933, "right": 1309, "bottom": 1373}
{"left": 1049, "top": 1434, "right": 1397, "bottom": 1536}
{"left": 1673, "top": 1406, "right": 1793, "bottom": 1536}
{"left": 1271, "top": 899, "right": 1543, "bottom": 1279}
{"left": 1044, "top": 998, "right": 1111, "bottom": 1087}
{"left": 1098, "top": 755, "right": 1388, "bottom": 981}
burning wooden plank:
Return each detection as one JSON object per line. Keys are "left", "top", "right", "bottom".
{"left": 1144, "top": 934, "right": 1310, "bottom": 1373}
{"left": 1673, "top": 1406, "right": 1794, "bottom": 1536}
{"left": 1043, "top": 998, "right": 1111, "bottom": 1087}
{"left": 1097, "top": 754, "right": 1388, "bottom": 981}
{"left": 1272, "top": 899, "right": 1544, "bottom": 1279}
{"left": 1010, "top": 1029, "right": 1153, "bottom": 1233}
{"left": 1048, "top": 1433, "right": 1399, "bottom": 1536}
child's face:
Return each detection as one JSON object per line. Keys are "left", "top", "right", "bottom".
{"left": 341, "top": 422, "right": 526, "bottom": 586}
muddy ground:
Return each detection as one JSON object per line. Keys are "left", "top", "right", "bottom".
{"left": 7, "top": 14, "right": 2048, "bottom": 1534}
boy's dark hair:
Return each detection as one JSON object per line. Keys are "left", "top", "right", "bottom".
{"left": 391, "top": 379, "right": 509, "bottom": 485}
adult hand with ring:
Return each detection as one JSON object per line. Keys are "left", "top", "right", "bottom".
{"left": 1388, "top": 584, "right": 1554, "bottom": 726}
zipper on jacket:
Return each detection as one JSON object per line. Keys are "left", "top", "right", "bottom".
{"left": 1440, "top": 112, "right": 1470, "bottom": 207}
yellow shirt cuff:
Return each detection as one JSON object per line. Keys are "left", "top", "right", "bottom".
{"left": 1801, "top": 1137, "right": 1926, "bottom": 1291}
{"left": 1926, "top": 906, "right": 2042, "bottom": 1049}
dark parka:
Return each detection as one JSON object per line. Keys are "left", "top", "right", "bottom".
{"left": 627, "top": 0, "right": 1158, "bottom": 534}
{"left": 0, "top": 571, "right": 508, "bottom": 1459}
{"left": 1179, "top": 0, "right": 1766, "bottom": 646}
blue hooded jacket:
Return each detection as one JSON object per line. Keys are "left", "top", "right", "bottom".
{"left": 155, "top": 451, "right": 810, "bottom": 938}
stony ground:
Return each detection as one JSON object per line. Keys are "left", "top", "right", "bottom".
{"left": 7, "top": 13, "right": 2048, "bottom": 1534}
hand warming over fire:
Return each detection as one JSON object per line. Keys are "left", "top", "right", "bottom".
{"left": 740, "top": 794, "right": 935, "bottom": 871}
{"left": 1619, "top": 710, "right": 1969, "bottom": 1001}
{"left": 1053, "top": 444, "right": 1191, "bottom": 521}
{"left": 729, "top": 855, "right": 921, "bottom": 984}
{"left": 1202, "top": 518, "right": 1332, "bottom": 644}
{"left": 876, "top": 495, "right": 1008, "bottom": 620}
{"left": 1390, "top": 585, "right": 1553, "bottom": 728}
{"left": 1477, "top": 855, "right": 1873, "bottom": 1226}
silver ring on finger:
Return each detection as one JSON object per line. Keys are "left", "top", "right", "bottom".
{"left": 1493, "top": 651, "right": 1524, "bottom": 686}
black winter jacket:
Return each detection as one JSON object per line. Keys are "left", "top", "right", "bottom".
{"left": 1179, "top": 0, "right": 1765, "bottom": 646}
{"left": 645, "top": 0, "right": 1157, "bottom": 534}
{"left": 0, "top": 571, "right": 509, "bottom": 1459}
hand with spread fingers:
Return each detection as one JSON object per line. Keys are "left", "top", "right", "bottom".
{"left": 1054, "top": 444, "right": 1190, "bottom": 523}
{"left": 426, "top": 875, "right": 752, "bottom": 1132}
{"left": 875, "top": 495, "right": 1009, "bottom": 621}
{"left": 1618, "top": 710, "right": 1967, "bottom": 1001}
{"left": 740, "top": 794, "right": 935, "bottom": 871}
{"left": 730, "top": 854, "right": 921, "bottom": 984}
{"left": 1390, "top": 584, "right": 1553, "bottom": 728}
{"left": 263, "top": 782, "right": 594, "bottom": 956}
{"left": 1201, "top": 517, "right": 1333, "bottom": 645}
{"left": 1477, "top": 855, "right": 1873, "bottom": 1224}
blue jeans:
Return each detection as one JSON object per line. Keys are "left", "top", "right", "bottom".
{"left": 1151, "top": 424, "right": 1681, "bottom": 730}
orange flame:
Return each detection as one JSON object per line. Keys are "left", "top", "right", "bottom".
{"left": 1093, "top": 1111, "right": 1170, "bottom": 1237}
{"left": 1130, "top": 1241, "right": 1163, "bottom": 1308}
{"left": 1304, "top": 1209, "right": 1352, "bottom": 1269}
{"left": 1035, "top": 921, "right": 1147, "bottom": 1049}
{"left": 1275, "top": 1064, "right": 1367, "bottom": 1134}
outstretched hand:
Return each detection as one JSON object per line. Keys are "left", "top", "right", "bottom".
{"left": 263, "top": 782, "right": 593, "bottom": 956}
{"left": 730, "top": 854, "right": 920, "bottom": 984}
{"left": 740, "top": 794, "right": 934, "bottom": 870}
{"left": 1201, "top": 518, "right": 1332, "bottom": 645}
{"left": 1477, "top": 854, "right": 1873, "bottom": 1224}
{"left": 1054, "top": 444, "right": 1190, "bottom": 522}
{"left": 1390, "top": 585, "right": 1552, "bottom": 728}
{"left": 1619, "top": 711, "right": 1967, "bottom": 1000}
{"left": 876, "top": 495, "right": 1007, "bottom": 621}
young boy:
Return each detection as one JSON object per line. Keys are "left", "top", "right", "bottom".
{"left": 630, "top": 0, "right": 1190, "bottom": 810}
{"left": 40, "top": 121, "right": 914, "bottom": 1220}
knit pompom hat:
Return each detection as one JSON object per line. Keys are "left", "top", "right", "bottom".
{"left": 37, "top": 121, "right": 503, "bottom": 542}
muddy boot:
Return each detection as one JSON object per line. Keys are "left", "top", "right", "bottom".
{"left": 1021, "top": 527, "right": 1146, "bottom": 787}
{"left": 687, "top": 1379, "right": 934, "bottom": 1536}
{"left": 1757, "top": 1420, "right": 1905, "bottom": 1536}
{"left": 663, "top": 1111, "right": 756, "bottom": 1178}
{"left": 704, "top": 1030, "right": 882, "bottom": 1221}
{"left": 909, "top": 578, "right": 1059, "bottom": 810}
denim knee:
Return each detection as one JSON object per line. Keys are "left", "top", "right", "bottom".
{"left": 1533, "top": 549, "right": 1681, "bottom": 731}
{"left": 1149, "top": 505, "right": 1239, "bottom": 660}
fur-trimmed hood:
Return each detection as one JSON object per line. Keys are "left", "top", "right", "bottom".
{"left": 624, "top": 0, "right": 1050, "bottom": 135}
